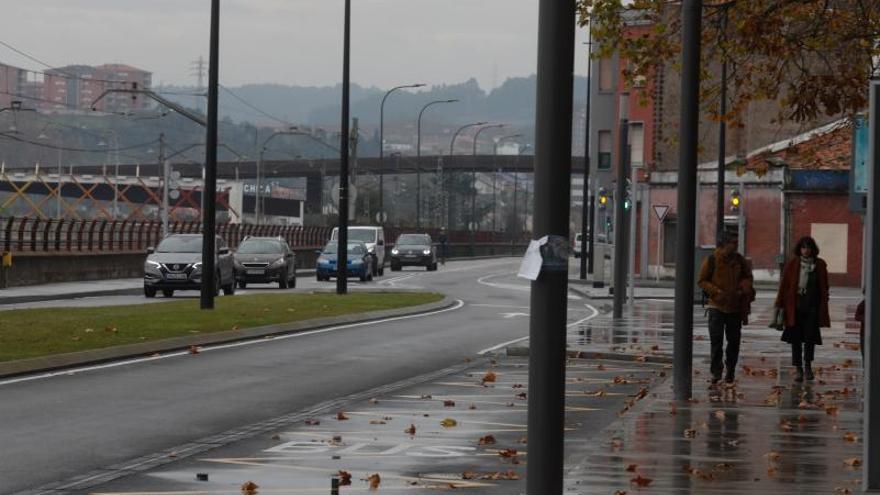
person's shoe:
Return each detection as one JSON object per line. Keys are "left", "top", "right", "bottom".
{"left": 794, "top": 366, "right": 804, "bottom": 383}
{"left": 805, "top": 363, "right": 815, "bottom": 381}
{"left": 724, "top": 372, "right": 735, "bottom": 384}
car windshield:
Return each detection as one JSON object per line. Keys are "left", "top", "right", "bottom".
{"left": 322, "top": 243, "right": 366, "bottom": 255}
{"left": 157, "top": 236, "right": 202, "bottom": 253}
{"left": 397, "top": 234, "right": 430, "bottom": 245}
{"left": 332, "top": 228, "right": 377, "bottom": 243}
{"left": 237, "top": 239, "right": 285, "bottom": 254}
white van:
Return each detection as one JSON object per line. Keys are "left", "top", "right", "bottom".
{"left": 331, "top": 226, "right": 386, "bottom": 276}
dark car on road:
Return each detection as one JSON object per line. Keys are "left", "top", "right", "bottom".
{"left": 316, "top": 241, "right": 373, "bottom": 282}
{"left": 389, "top": 233, "right": 437, "bottom": 271}
{"left": 234, "top": 236, "right": 297, "bottom": 289}
{"left": 144, "top": 234, "right": 235, "bottom": 298}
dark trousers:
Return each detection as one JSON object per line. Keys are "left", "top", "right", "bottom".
{"left": 708, "top": 309, "right": 742, "bottom": 378}
{"left": 791, "top": 342, "right": 815, "bottom": 367}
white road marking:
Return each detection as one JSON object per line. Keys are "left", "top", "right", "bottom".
{"left": 476, "top": 302, "right": 600, "bottom": 355}
{"left": 476, "top": 272, "right": 581, "bottom": 300}
{"left": 0, "top": 300, "right": 466, "bottom": 387}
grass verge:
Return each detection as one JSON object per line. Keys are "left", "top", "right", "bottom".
{"left": 0, "top": 292, "right": 444, "bottom": 363}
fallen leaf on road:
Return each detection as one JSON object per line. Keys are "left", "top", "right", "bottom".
{"left": 683, "top": 428, "right": 697, "bottom": 438}
{"left": 441, "top": 418, "right": 458, "bottom": 428}
{"left": 614, "top": 491, "right": 628, "bottom": 495}
{"left": 369, "top": 420, "right": 387, "bottom": 425}
{"left": 843, "top": 432, "right": 858, "bottom": 443}
{"left": 270, "top": 434, "right": 281, "bottom": 440}
{"left": 241, "top": 481, "right": 259, "bottom": 495}
{"left": 443, "top": 400, "right": 456, "bottom": 407}
{"left": 767, "top": 467, "right": 778, "bottom": 477}
{"left": 611, "top": 438, "right": 623, "bottom": 450}
{"left": 420, "top": 394, "right": 433, "bottom": 399}
{"left": 231, "top": 325, "right": 241, "bottom": 331}
{"left": 597, "top": 364, "right": 607, "bottom": 370}
{"left": 835, "top": 488, "right": 853, "bottom": 494}
{"left": 478, "top": 435, "right": 497, "bottom": 445}
{"left": 586, "top": 389, "right": 607, "bottom": 397}
{"left": 844, "top": 457, "right": 862, "bottom": 467}
{"left": 336, "top": 412, "right": 349, "bottom": 421}
{"left": 714, "top": 410, "right": 726, "bottom": 420}
{"left": 714, "top": 462, "right": 734, "bottom": 471}
{"left": 304, "top": 419, "right": 320, "bottom": 426}
{"left": 516, "top": 392, "right": 527, "bottom": 400}
{"left": 625, "top": 464, "right": 638, "bottom": 472}
{"left": 366, "top": 473, "right": 381, "bottom": 490}
{"left": 635, "top": 356, "right": 648, "bottom": 362}
{"left": 338, "top": 470, "right": 352, "bottom": 485}
{"left": 498, "top": 448, "right": 518, "bottom": 458}
{"left": 104, "top": 325, "right": 118, "bottom": 333}
{"left": 826, "top": 405, "right": 840, "bottom": 416}
{"left": 405, "top": 424, "right": 416, "bottom": 435}
{"left": 668, "top": 403, "right": 678, "bottom": 415}
{"left": 764, "top": 452, "right": 781, "bottom": 462}
{"left": 469, "top": 404, "right": 477, "bottom": 410}
{"left": 482, "top": 371, "right": 497, "bottom": 384}
{"left": 188, "top": 346, "right": 201, "bottom": 355}
{"left": 630, "top": 475, "right": 653, "bottom": 487}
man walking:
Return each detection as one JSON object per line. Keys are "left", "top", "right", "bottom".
{"left": 438, "top": 229, "right": 448, "bottom": 265}
{"left": 698, "top": 233, "right": 754, "bottom": 385}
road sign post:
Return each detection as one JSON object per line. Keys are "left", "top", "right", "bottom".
{"left": 653, "top": 205, "right": 669, "bottom": 283}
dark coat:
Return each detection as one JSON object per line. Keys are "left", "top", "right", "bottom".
{"left": 698, "top": 248, "right": 753, "bottom": 314}
{"left": 774, "top": 257, "right": 831, "bottom": 329}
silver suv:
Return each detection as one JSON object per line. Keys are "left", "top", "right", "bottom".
{"left": 144, "top": 234, "right": 236, "bottom": 298}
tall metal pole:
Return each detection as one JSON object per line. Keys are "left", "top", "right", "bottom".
{"left": 336, "top": 0, "right": 351, "bottom": 295}
{"left": 256, "top": 149, "right": 263, "bottom": 223}
{"left": 613, "top": 94, "right": 630, "bottom": 319}
{"left": 580, "top": 26, "right": 593, "bottom": 279}
{"left": 200, "top": 0, "right": 220, "bottom": 310}
{"left": 56, "top": 136, "right": 63, "bottom": 219}
{"left": 673, "top": 0, "right": 703, "bottom": 401}
{"left": 380, "top": 84, "right": 424, "bottom": 218}
{"left": 716, "top": 7, "right": 728, "bottom": 244}
{"left": 863, "top": 79, "right": 880, "bottom": 492}
{"left": 526, "top": 0, "right": 575, "bottom": 492}
{"left": 160, "top": 133, "right": 168, "bottom": 236}
{"left": 416, "top": 99, "right": 457, "bottom": 228}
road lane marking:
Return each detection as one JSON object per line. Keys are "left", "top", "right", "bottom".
{"left": 476, "top": 302, "right": 600, "bottom": 355}
{"left": 0, "top": 300, "right": 466, "bottom": 387}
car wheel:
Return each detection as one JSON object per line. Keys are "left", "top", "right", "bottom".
{"left": 144, "top": 287, "right": 156, "bottom": 298}
{"left": 317, "top": 274, "right": 324, "bottom": 282}
{"left": 238, "top": 281, "right": 247, "bottom": 289}
{"left": 162, "top": 289, "right": 174, "bottom": 298}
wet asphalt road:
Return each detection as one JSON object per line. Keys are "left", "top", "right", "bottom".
{"left": 0, "top": 258, "right": 596, "bottom": 494}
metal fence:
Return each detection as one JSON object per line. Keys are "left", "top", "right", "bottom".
{"left": 0, "top": 217, "right": 529, "bottom": 254}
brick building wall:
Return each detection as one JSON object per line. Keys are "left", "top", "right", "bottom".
{"left": 788, "top": 193, "right": 863, "bottom": 287}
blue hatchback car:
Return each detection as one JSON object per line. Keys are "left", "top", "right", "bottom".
{"left": 316, "top": 241, "right": 374, "bottom": 282}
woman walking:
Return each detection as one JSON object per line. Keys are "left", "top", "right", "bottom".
{"left": 774, "top": 236, "right": 830, "bottom": 382}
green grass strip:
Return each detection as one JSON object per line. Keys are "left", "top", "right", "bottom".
{"left": 0, "top": 292, "right": 444, "bottom": 363}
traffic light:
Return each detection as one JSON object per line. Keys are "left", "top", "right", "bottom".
{"left": 598, "top": 188, "right": 609, "bottom": 210}
{"left": 730, "top": 188, "right": 741, "bottom": 213}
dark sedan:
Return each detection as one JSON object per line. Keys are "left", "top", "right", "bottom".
{"left": 234, "top": 236, "right": 297, "bottom": 289}
{"left": 143, "top": 234, "right": 236, "bottom": 298}
{"left": 389, "top": 234, "right": 437, "bottom": 271}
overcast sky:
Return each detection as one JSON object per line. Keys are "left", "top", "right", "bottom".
{"left": 1, "top": 0, "right": 590, "bottom": 91}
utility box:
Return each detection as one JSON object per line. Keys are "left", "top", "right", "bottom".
{"left": 1, "top": 251, "right": 10, "bottom": 267}
{"left": 592, "top": 243, "right": 607, "bottom": 288}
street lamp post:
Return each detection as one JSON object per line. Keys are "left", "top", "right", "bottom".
{"left": 200, "top": 0, "right": 220, "bottom": 310}
{"left": 494, "top": 134, "right": 522, "bottom": 234}
{"left": 257, "top": 128, "right": 312, "bottom": 224}
{"left": 337, "top": 0, "right": 351, "bottom": 295}
{"left": 471, "top": 124, "right": 504, "bottom": 245}
{"left": 416, "top": 99, "right": 458, "bottom": 229}
{"left": 581, "top": 31, "right": 594, "bottom": 280}
{"left": 449, "top": 122, "right": 487, "bottom": 229}
{"left": 380, "top": 83, "right": 424, "bottom": 219}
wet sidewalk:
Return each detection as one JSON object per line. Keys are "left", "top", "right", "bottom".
{"left": 564, "top": 296, "right": 866, "bottom": 494}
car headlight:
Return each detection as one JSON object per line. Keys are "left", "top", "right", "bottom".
{"left": 350, "top": 258, "right": 363, "bottom": 265}
{"left": 270, "top": 258, "right": 286, "bottom": 268}
{"left": 423, "top": 249, "right": 432, "bottom": 255}
{"left": 192, "top": 262, "right": 202, "bottom": 272}
{"left": 318, "top": 256, "right": 330, "bottom": 265}
{"left": 145, "top": 260, "right": 162, "bottom": 273}
{"left": 367, "top": 246, "right": 375, "bottom": 253}
{"left": 391, "top": 248, "right": 399, "bottom": 255}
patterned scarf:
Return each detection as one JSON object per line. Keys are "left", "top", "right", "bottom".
{"left": 798, "top": 256, "right": 816, "bottom": 295}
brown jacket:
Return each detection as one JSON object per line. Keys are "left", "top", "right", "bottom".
{"left": 774, "top": 257, "right": 831, "bottom": 328}
{"left": 698, "top": 248, "right": 753, "bottom": 314}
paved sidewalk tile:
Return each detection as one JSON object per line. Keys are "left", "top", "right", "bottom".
{"left": 565, "top": 298, "right": 865, "bottom": 494}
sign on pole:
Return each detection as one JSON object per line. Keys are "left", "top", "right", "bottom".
{"left": 653, "top": 204, "right": 670, "bottom": 223}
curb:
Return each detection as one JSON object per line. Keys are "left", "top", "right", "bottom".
{"left": 0, "top": 269, "right": 320, "bottom": 306}
{"left": 0, "top": 295, "right": 457, "bottom": 380}
{"left": 505, "top": 345, "right": 675, "bottom": 364}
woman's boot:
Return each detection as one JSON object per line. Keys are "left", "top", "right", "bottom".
{"left": 805, "top": 362, "right": 815, "bottom": 381}
{"left": 795, "top": 366, "right": 804, "bottom": 382}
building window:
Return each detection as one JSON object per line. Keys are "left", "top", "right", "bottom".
{"left": 599, "top": 58, "right": 614, "bottom": 92}
{"left": 629, "top": 122, "right": 644, "bottom": 166}
{"left": 598, "top": 131, "right": 612, "bottom": 170}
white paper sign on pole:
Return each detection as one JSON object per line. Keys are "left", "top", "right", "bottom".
{"left": 518, "top": 235, "right": 549, "bottom": 281}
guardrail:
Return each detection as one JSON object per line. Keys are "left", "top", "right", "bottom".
{"left": 0, "top": 217, "right": 529, "bottom": 255}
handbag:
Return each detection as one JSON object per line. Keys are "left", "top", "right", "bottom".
{"left": 769, "top": 307, "right": 785, "bottom": 331}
